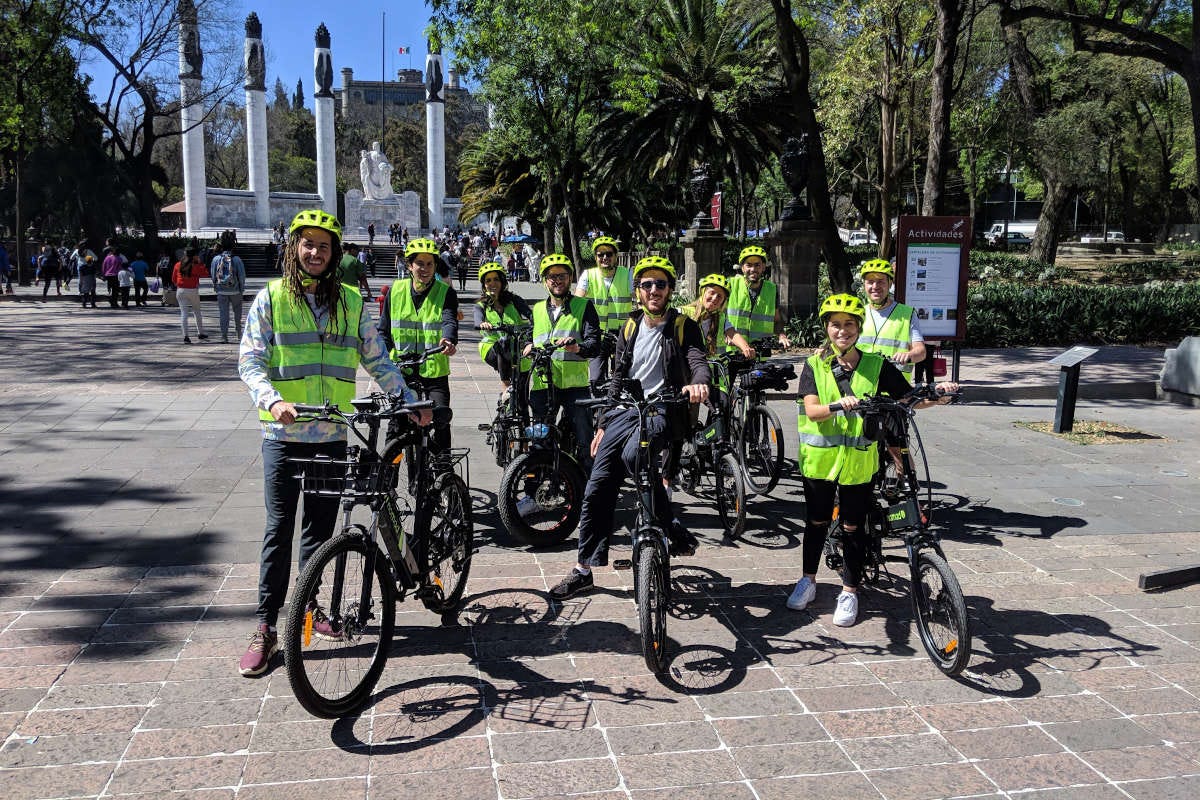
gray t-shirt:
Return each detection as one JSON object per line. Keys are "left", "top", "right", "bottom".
{"left": 629, "top": 318, "right": 666, "bottom": 396}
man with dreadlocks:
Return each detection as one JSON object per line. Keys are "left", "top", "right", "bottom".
{"left": 236, "top": 210, "right": 431, "bottom": 677}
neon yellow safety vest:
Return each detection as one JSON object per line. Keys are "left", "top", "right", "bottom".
{"left": 529, "top": 296, "right": 590, "bottom": 391}
{"left": 726, "top": 276, "right": 776, "bottom": 351}
{"left": 580, "top": 266, "right": 632, "bottom": 332}
{"left": 389, "top": 279, "right": 450, "bottom": 379}
{"left": 797, "top": 351, "right": 883, "bottom": 485}
{"left": 859, "top": 302, "right": 915, "bottom": 375}
{"left": 260, "top": 280, "right": 363, "bottom": 422}
{"left": 478, "top": 301, "right": 524, "bottom": 363}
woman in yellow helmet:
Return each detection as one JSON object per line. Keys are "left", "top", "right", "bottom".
{"left": 474, "top": 262, "right": 532, "bottom": 394}
{"left": 681, "top": 273, "right": 756, "bottom": 358}
{"left": 790, "top": 294, "right": 956, "bottom": 628}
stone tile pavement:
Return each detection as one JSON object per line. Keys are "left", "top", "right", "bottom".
{"left": 1, "top": 290, "right": 1199, "bottom": 799}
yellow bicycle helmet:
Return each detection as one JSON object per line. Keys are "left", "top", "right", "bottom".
{"left": 859, "top": 258, "right": 895, "bottom": 280}
{"left": 289, "top": 209, "right": 342, "bottom": 243}
{"left": 698, "top": 273, "right": 730, "bottom": 296}
{"left": 738, "top": 245, "right": 768, "bottom": 264}
{"left": 819, "top": 293, "right": 866, "bottom": 321}
{"left": 478, "top": 263, "right": 506, "bottom": 284}
{"left": 633, "top": 255, "right": 677, "bottom": 283}
{"left": 404, "top": 238, "right": 439, "bottom": 259}
{"left": 591, "top": 236, "right": 619, "bottom": 255}
{"left": 539, "top": 252, "right": 574, "bottom": 278}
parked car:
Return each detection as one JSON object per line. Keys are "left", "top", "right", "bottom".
{"left": 1080, "top": 231, "right": 1126, "bottom": 243}
{"left": 1005, "top": 232, "right": 1032, "bottom": 246}
{"left": 847, "top": 229, "right": 877, "bottom": 247}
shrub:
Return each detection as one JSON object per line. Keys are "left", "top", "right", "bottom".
{"left": 1097, "top": 259, "right": 1200, "bottom": 283}
{"left": 964, "top": 281, "right": 1200, "bottom": 347}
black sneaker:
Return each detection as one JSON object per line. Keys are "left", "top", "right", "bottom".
{"left": 549, "top": 568, "right": 594, "bottom": 600}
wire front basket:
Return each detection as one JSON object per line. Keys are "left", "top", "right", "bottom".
{"left": 288, "top": 455, "right": 395, "bottom": 499}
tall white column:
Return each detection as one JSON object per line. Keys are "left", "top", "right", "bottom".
{"left": 178, "top": 1, "right": 206, "bottom": 233}
{"left": 244, "top": 13, "right": 270, "bottom": 228}
{"left": 425, "top": 47, "right": 446, "bottom": 232}
{"left": 314, "top": 24, "right": 337, "bottom": 216}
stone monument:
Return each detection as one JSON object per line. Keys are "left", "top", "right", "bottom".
{"left": 314, "top": 23, "right": 337, "bottom": 216}
{"left": 425, "top": 43, "right": 447, "bottom": 230}
{"left": 680, "top": 163, "right": 725, "bottom": 298}
{"left": 178, "top": 0, "right": 207, "bottom": 231}
{"left": 767, "top": 136, "right": 822, "bottom": 320}
{"left": 344, "top": 142, "right": 419, "bottom": 237}
{"left": 244, "top": 13, "right": 270, "bottom": 228}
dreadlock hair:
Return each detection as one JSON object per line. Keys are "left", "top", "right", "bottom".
{"left": 280, "top": 230, "right": 350, "bottom": 333}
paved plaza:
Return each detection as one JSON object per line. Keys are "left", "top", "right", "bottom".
{"left": 1, "top": 287, "right": 1199, "bottom": 800}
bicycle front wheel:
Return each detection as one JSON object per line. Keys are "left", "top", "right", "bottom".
{"left": 715, "top": 452, "right": 746, "bottom": 541}
{"left": 283, "top": 533, "right": 396, "bottom": 718}
{"left": 636, "top": 544, "right": 669, "bottom": 673}
{"left": 422, "top": 472, "right": 474, "bottom": 614}
{"left": 739, "top": 404, "right": 785, "bottom": 495}
{"left": 498, "top": 450, "right": 585, "bottom": 547}
{"left": 911, "top": 551, "right": 971, "bottom": 675}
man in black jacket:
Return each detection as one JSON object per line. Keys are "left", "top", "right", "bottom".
{"left": 549, "top": 256, "right": 711, "bottom": 600}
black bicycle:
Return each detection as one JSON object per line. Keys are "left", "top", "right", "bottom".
{"left": 281, "top": 393, "right": 473, "bottom": 718}
{"left": 673, "top": 351, "right": 749, "bottom": 540}
{"left": 730, "top": 338, "right": 793, "bottom": 496}
{"left": 822, "top": 384, "right": 971, "bottom": 675}
{"left": 497, "top": 338, "right": 589, "bottom": 547}
{"left": 478, "top": 323, "right": 534, "bottom": 468}
{"left": 588, "top": 380, "right": 685, "bottom": 672}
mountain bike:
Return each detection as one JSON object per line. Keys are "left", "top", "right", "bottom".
{"left": 729, "top": 338, "right": 793, "bottom": 496}
{"left": 822, "top": 384, "right": 970, "bottom": 675}
{"left": 673, "top": 351, "right": 748, "bottom": 541}
{"left": 281, "top": 393, "right": 474, "bottom": 718}
{"left": 586, "top": 380, "right": 685, "bottom": 673}
{"left": 497, "top": 338, "right": 588, "bottom": 547}
{"left": 478, "top": 323, "right": 534, "bottom": 468}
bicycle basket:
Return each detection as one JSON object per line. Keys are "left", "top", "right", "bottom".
{"left": 288, "top": 455, "right": 394, "bottom": 498}
{"left": 883, "top": 498, "right": 921, "bottom": 533}
{"left": 741, "top": 362, "right": 796, "bottom": 391}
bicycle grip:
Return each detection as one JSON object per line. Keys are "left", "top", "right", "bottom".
{"left": 827, "top": 402, "right": 843, "bottom": 413}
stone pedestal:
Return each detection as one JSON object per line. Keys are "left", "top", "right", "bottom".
{"left": 180, "top": 77, "right": 207, "bottom": 233}
{"left": 680, "top": 227, "right": 726, "bottom": 300}
{"left": 344, "top": 189, "right": 422, "bottom": 238}
{"left": 767, "top": 219, "right": 823, "bottom": 322}
{"left": 1160, "top": 336, "right": 1200, "bottom": 406}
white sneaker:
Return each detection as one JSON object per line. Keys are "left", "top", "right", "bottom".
{"left": 787, "top": 577, "right": 816, "bottom": 610}
{"left": 515, "top": 496, "right": 539, "bottom": 518}
{"left": 832, "top": 591, "right": 859, "bottom": 627}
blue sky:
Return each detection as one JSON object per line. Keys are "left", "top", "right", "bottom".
{"left": 251, "top": 1, "right": 446, "bottom": 103}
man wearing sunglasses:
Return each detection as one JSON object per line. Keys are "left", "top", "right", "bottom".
{"left": 550, "top": 255, "right": 711, "bottom": 600}
{"left": 525, "top": 254, "right": 601, "bottom": 471}
{"left": 575, "top": 235, "right": 632, "bottom": 388}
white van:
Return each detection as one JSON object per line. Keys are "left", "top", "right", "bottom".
{"left": 985, "top": 221, "right": 1037, "bottom": 245}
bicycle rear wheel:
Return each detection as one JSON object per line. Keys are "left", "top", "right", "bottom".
{"left": 739, "top": 404, "right": 784, "bottom": 495}
{"left": 911, "top": 551, "right": 971, "bottom": 675}
{"left": 422, "top": 472, "right": 474, "bottom": 614}
{"left": 636, "top": 544, "right": 669, "bottom": 673}
{"left": 283, "top": 533, "right": 395, "bottom": 718}
{"left": 715, "top": 452, "right": 746, "bottom": 541}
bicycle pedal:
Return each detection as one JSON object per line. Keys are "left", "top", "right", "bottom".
{"left": 612, "top": 558, "right": 633, "bottom": 571}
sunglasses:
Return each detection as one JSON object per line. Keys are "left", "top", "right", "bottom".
{"left": 595, "top": 251, "right": 616, "bottom": 259}
{"left": 544, "top": 272, "right": 571, "bottom": 282}
{"left": 637, "top": 279, "right": 669, "bottom": 291}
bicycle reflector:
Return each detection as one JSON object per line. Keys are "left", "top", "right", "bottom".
{"left": 525, "top": 423, "right": 551, "bottom": 440}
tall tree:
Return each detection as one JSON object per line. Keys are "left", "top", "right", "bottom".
{"left": 921, "top": 0, "right": 970, "bottom": 215}
{"left": 1000, "top": 0, "right": 1200, "bottom": 219}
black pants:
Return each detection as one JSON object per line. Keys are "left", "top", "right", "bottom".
{"left": 529, "top": 386, "right": 594, "bottom": 472}
{"left": 134, "top": 279, "right": 149, "bottom": 305}
{"left": 575, "top": 406, "right": 671, "bottom": 567}
{"left": 485, "top": 344, "right": 516, "bottom": 383}
{"left": 105, "top": 275, "right": 120, "bottom": 306}
{"left": 801, "top": 477, "right": 873, "bottom": 588}
{"left": 408, "top": 374, "right": 451, "bottom": 453}
{"left": 258, "top": 438, "right": 347, "bottom": 626}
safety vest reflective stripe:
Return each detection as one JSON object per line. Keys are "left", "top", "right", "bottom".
{"left": 479, "top": 303, "right": 522, "bottom": 361}
{"left": 796, "top": 351, "right": 883, "bottom": 485}
{"left": 260, "top": 280, "right": 363, "bottom": 422}
{"left": 530, "top": 297, "right": 590, "bottom": 390}
{"left": 726, "top": 277, "right": 776, "bottom": 351}
{"left": 582, "top": 266, "right": 632, "bottom": 331}
{"left": 389, "top": 279, "right": 450, "bottom": 379}
{"left": 860, "top": 304, "right": 915, "bottom": 374}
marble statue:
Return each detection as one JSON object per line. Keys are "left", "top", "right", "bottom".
{"left": 359, "top": 142, "right": 395, "bottom": 201}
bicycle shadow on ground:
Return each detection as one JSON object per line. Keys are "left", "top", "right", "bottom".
{"left": 931, "top": 491, "right": 1087, "bottom": 542}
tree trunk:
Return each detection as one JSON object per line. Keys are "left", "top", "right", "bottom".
{"left": 769, "top": 0, "right": 849, "bottom": 290}
{"left": 1186, "top": 74, "right": 1200, "bottom": 216}
{"left": 1029, "top": 178, "right": 1072, "bottom": 264}
{"left": 922, "top": 0, "right": 963, "bottom": 217}
{"left": 879, "top": 95, "right": 897, "bottom": 257}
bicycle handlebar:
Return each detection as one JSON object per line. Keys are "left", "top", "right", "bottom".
{"left": 292, "top": 394, "right": 434, "bottom": 423}
{"left": 827, "top": 383, "right": 963, "bottom": 414}
{"left": 392, "top": 344, "right": 447, "bottom": 372}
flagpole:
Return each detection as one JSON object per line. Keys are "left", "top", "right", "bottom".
{"left": 381, "top": 10, "right": 386, "bottom": 142}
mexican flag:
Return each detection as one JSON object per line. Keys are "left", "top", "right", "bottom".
{"left": 398, "top": 46, "right": 410, "bottom": 54}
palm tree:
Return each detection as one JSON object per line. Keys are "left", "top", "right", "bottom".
{"left": 591, "top": 0, "right": 798, "bottom": 208}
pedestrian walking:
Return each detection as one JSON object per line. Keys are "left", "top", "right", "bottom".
{"left": 210, "top": 232, "right": 247, "bottom": 343}
{"left": 173, "top": 248, "right": 209, "bottom": 343}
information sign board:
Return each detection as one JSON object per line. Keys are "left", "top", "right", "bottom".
{"left": 895, "top": 215, "right": 972, "bottom": 341}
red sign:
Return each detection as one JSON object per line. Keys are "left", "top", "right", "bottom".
{"left": 710, "top": 192, "right": 722, "bottom": 230}
{"left": 895, "top": 215, "right": 971, "bottom": 341}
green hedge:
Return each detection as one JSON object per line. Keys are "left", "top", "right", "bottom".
{"left": 964, "top": 281, "right": 1200, "bottom": 347}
